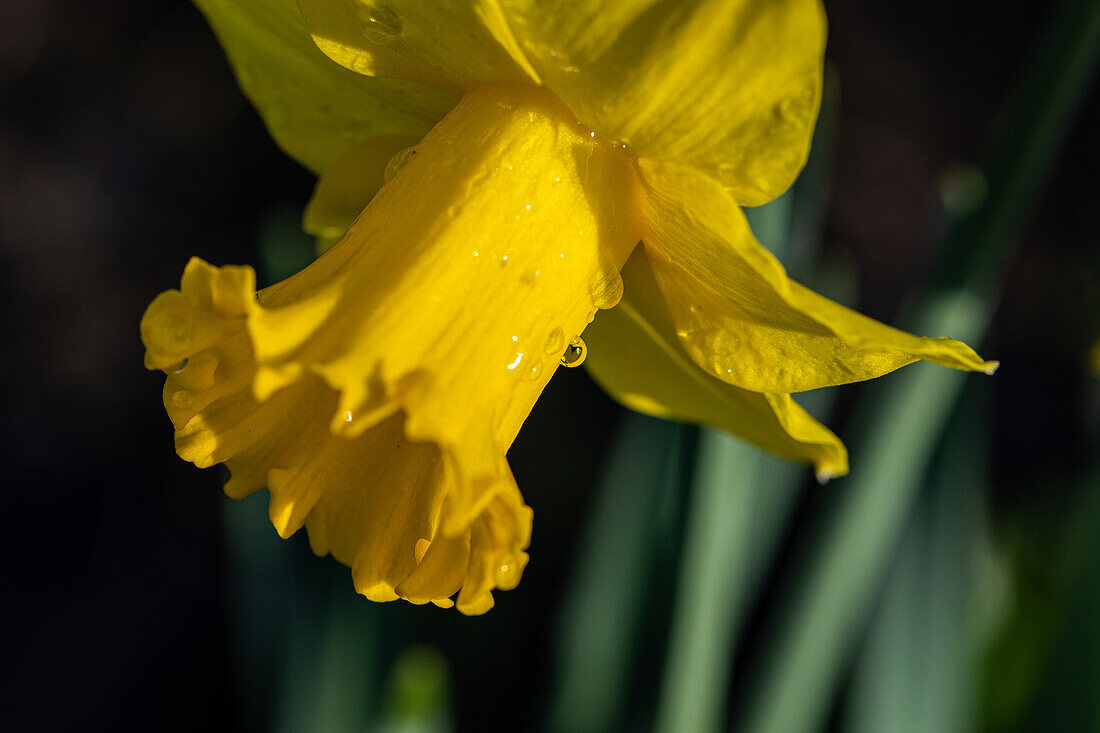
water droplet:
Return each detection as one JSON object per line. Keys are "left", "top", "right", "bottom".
{"left": 153, "top": 313, "right": 194, "bottom": 350}
{"left": 778, "top": 96, "right": 804, "bottom": 126}
{"left": 523, "top": 365, "right": 541, "bottom": 381}
{"left": 344, "top": 410, "right": 353, "bottom": 422}
{"left": 544, "top": 327, "right": 565, "bottom": 354}
{"left": 560, "top": 336, "right": 586, "bottom": 367}
{"left": 472, "top": 250, "right": 479, "bottom": 257}
{"left": 356, "top": 1, "right": 403, "bottom": 45}
{"left": 507, "top": 353, "right": 524, "bottom": 370}
{"left": 164, "top": 358, "right": 188, "bottom": 375}
{"left": 501, "top": 255, "right": 509, "bottom": 262}
{"left": 383, "top": 145, "right": 416, "bottom": 182}
{"left": 511, "top": 335, "right": 518, "bottom": 342}
{"left": 172, "top": 390, "right": 194, "bottom": 408}
{"left": 524, "top": 203, "right": 531, "bottom": 210}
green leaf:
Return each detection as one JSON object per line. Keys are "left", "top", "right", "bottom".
{"left": 547, "top": 413, "right": 687, "bottom": 733}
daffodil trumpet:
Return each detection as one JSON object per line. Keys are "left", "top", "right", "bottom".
{"left": 142, "top": 0, "right": 996, "bottom": 613}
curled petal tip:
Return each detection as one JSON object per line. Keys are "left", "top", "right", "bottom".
{"left": 981, "top": 360, "right": 1000, "bottom": 375}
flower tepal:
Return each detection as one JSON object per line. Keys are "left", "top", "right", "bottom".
{"left": 142, "top": 85, "right": 641, "bottom": 613}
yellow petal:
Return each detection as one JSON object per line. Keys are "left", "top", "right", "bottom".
{"left": 499, "top": 0, "right": 826, "bottom": 205}
{"left": 302, "top": 132, "right": 421, "bottom": 242}
{"left": 249, "top": 85, "right": 640, "bottom": 526}
{"left": 297, "top": 0, "right": 539, "bottom": 93}
{"left": 142, "top": 258, "right": 532, "bottom": 611}
{"left": 141, "top": 84, "right": 641, "bottom": 611}
{"left": 194, "top": 0, "right": 452, "bottom": 174}
{"left": 585, "top": 248, "right": 847, "bottom": 480}
{"left": 635, "top": 158, "right": 997, "bottom": 393}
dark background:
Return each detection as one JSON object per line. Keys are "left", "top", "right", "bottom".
{"left": 2, "top": 1, "right": 1097, "bottom": 730}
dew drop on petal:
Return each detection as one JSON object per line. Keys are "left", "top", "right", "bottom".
{"left": 154, "top": 313, "right": 194, "bottom": 351}
{"left": 383, "top": 145, "right": 416, "bottom": 183}
{"left": 560, "top": 336, "right": 586, "bottom": 367}
{"left": 544, "top": 326, "right": 565, "bottom": 354}
{"left": 507, "top": 353, "right": 524, "bottom": 370}
{"left": 344, "top": 410, "right": 354, "bottom": 423}
{"left": 523, "top": 365, "right": 541, "bottom": 382}
{"left": 356, "top": 1, "right": 403, "bottom": 45}
{"left": 172, "top": 390, "right": 194, "bottom": 408}
{"left": 164, "top": 358, "right": 188, "bottom": 375}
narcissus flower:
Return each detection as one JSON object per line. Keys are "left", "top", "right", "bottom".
{"left": 141, "top": 0, "right": 997, "bottom": 614}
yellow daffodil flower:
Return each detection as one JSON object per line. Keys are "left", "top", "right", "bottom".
{"left": 141, "top": 0, "right": 997, "bottom": 614}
